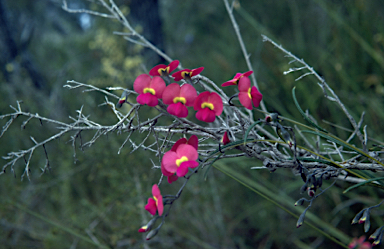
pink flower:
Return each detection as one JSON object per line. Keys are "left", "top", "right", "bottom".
{"left": 162, "top": 83, "right": 197, "bottom": 118}
{"left": 221, "top": 71, "right": 253, "bottom": 87}
{"left": 162, "top": 143, "right": 199, "bottom": 177}
{"left": 149, "top": 60, "right": 179, "bottom": 77}
{"left": 193, "top": 91, "right": 223, "bottom": 123}
{"left": 172, "top": 67, "right": 204, "bottom": 82}
{"left": 161, "top": 135, "right": 199, "bottom": 183}
{"left": 348, "top": 236, "right": 372, "bottom": 249}
{"left": 133, "top": 74, "right": 166, "bottom": 107}
{"left": 221, "top": 131, "right": 230, "bottom": 145}
{"left": 238, "top": 76, "right": 263, "bottom": 110}
{"left": 144, "top": 184, "right": 164, "bottom": 216}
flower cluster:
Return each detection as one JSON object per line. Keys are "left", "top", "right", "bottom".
{"left": 129, "top": 61, "right": 263, "bottom": 122}
{"left": 131, "top": 60, "right": 224, "bottom": 122}
{"left": 131, "top": 61, "right": 263, "bottom": 239}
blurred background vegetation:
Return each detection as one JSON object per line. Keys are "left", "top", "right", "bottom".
{"left": 1, "top": 0, "right": 384, "bottom": 248}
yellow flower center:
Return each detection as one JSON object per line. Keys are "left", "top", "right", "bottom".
{"left": 173, "top": 96, "right": 186, "bottom": 104}
{"left": 201, "top": 102, "right": 214, "bottom": 110}
{"left": 143, "top": 87, "right": 156, "bottom": 95}
{"left": 248, "top": 87, "right": 252, "bottom": 99}
{"left": 176, "top": 156, "right": 189, "bottom": 167}
{"left": 182, "top": 71, "right": 192, "bottom": 79}
{"left": 153, "top": 196, "right": 158, "bottom": 206}
{"left": 159, "top": 68, "right": 169, "bottom": 75}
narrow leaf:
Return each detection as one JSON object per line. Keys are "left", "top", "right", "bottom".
{"left": 343, "top": 177, "right": 384, "bottom": 193}
{"left": 244, "top": 120, "right": 263, "bottom": 145}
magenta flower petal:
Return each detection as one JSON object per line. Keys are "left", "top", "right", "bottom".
{"left": 152, "top": 184, "right": 161, "bottom": 197}
{"left": 172, "top": 69, "right": 189, "bottom": 81}
{"left": 238, "top": 76, "right": 251, "bottom": 91}
{"left": 251, "top": 86, "right": 263, "bottom": 108}
{"left": 192, "top": 67, "right": 204, "bottom": 76}
{"left": 176, "top": 164, "right": 189, "bottom": 177}
{"left": 221, "top": 73, "right": 242, "bottom": 87}
{"left": 238, "top": 92, "right": 252, "bottom": 110}
{"left": 193, "top": 91, "right": 210, "bottom": 111}
{"left": 133, "top": 74, "right": 151, "bottom": 94}
{"left": 171, "top": 138, "right": 188, "bottom": 151}
{"left": 145, "top": 198, "right": 157, "bottom": 215}
{"left": 162, "top": 83, "right": 180, "bottom": 104}
{"left": 176, "top": 144, "right": 198, "bottom": 161}
{"left": 187, "top": 135, "right": 198, "bottom": 150}
{"left": 209, "top": 92, "right": 223, "bottom": 116}
{"left": 172, "top": 67, "right": 204, "bottom": 81}
{"left": 243, "top": 71, "right": 253, "bottom": 77}
{"left": 156, "top": 196, "right": 163, "bottom": 216}
{"left": 161, "top": 162, "right": 174, "bottom": 176}
{"left": 149, "top": 64, "right": 167, "bottom": 76}
{"left": 162, "top": 150, "right": 179, "bottom": 173}
{"left": 196, "top": 108, "right": 216, "bottom": 122}
{"left": 167, "top": 174, "right": 178, "bottom": 183}
{"left": 221, "top": 81, "right": 236, "bottom": 87}
{"left": 180, "top": 84, "right": 197, "bottom": 106}
{"left": 221, "top": 71, "right": 253, "bottom": 87}
{"left": 167, "top": 102, "right": 189, "bottom": 118}
{"left": 168, "top": 60, "right": 180, "bottom": 72}
{"left": 150, "top": 76, "right": 166, "bottom": 98}
{"left": 180, "top": 160, "right": 199, "bottom": 169}
{"left": 137, "top": 93, "right": 159, "bottom": 107}
{"left": 138, "top": 226, "right": 149, "bottom": 233}
{"left": 149, "top": 60, "right": 180, "bottom": 76}
{"left": 152, "top": 184, "right": 163, "bottom": 216}
{"left": 171, "top": 135, "right": 198, "bottom": 151}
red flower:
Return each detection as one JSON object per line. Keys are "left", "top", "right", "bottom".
{"left": 162, "top": 144, "right": 199, "bottom": 177}
{"left": 149, "top": 60, "right": 179, "bottom": 77}
{"left": 193, "top": 91, "right": 223, "bottom": 123}
{"left": 161, "top": 135, "right": 199, "bottom": 183}
{"left": 162, "top": 83, "right": 197, "bottom": 118}
{"left": 221, "top": 131, "right": 230, "bottom": 145}
{"left": 238, "top": 76, "right": 263, "bottom": 110}
{"left": 172, "top": 67, "right": 204, "bottom": 82}
{"left": 133, "top": 74, "right": 166, "bottom": 107}
{"left": 348, "top": 236, "right": 372, "bottom": 249}
{"left": 221, "top": 71, "right": 253, "bottom": 87}
{"left": 144, "top": 184, "right": 164, "bottom": 216}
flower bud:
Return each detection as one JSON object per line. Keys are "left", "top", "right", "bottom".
{"left": 221, "top": 131, "right": 230, "bottom": 145}
{"left": 116, "top": 90, "right": 128, "bottom": 108}
{"left": 351, "top": 209, "right": 366, "bottom": 225}
{"left": 295, "top": 198, "right": 305, "bottom": 206}
{"left": 146, "top": 227, "right": 159, "bottom": 240}
{"left": 138, "top": 217, "right": 158, "bottom": 233}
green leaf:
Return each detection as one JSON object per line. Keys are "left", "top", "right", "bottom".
{"left": 244, "top": 120, "right": 263, "bottom": 146}
{"left": 343, "top": 177, "right": 384, "bottom": 193}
